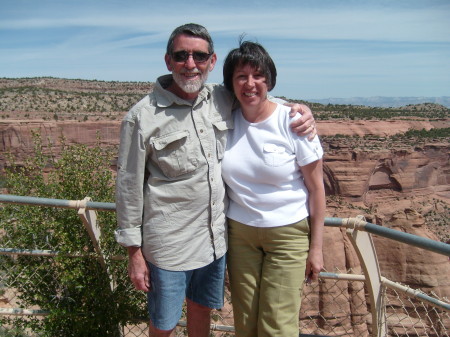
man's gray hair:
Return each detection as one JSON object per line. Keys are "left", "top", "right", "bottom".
{"left": 166, "top": 23, "right": 214, "bottom": 55}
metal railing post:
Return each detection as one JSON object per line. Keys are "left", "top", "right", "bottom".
{"left": 77, "top": 196, "right": 123, "bottom": 337}
{"left": 345, "top": 216, "right": 387, "bottom": 337}
{"left": 77, "top": 196, "right": 115, "bottom": 291}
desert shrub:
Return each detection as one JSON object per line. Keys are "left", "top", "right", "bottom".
{"left": 0, "top": 132, "right": 146, "bottom": 337}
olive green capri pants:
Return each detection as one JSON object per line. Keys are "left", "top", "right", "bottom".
{"left": 227, "top": 217, "right": 310, "bottom": 337}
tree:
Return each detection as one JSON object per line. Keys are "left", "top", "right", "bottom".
{"left": 0, "top": 132, "right": 146, "bottom": 336}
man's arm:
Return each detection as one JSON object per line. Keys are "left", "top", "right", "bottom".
{"left": 285, "top": 103, "right": 317, "bottom": 139}
{"left": 115, "top": 115, "right": 148, "bottom": 291}
{"left": 268, "top": 97, "right": 316, "bottom": 139}
{"left": 127, "top": 247, "right": 151, "bottom": 292}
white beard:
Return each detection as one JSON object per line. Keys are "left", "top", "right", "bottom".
{"left": 172, "top": 69, "right": 209, "bottom": 93}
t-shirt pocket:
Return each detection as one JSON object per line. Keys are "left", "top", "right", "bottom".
{"left": 262, "top": 143, "right": 291, "bottom": 167}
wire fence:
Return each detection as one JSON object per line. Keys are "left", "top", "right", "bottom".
{"left": 0, "top": 196, "right": 449, "bottom": 336}
{"left": 383, "top": 284, "right": 450, "bottom": 337}
{"left": 2, "top": 254, "right": 448, "bottom": 336}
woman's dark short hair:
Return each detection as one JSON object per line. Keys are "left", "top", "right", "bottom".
{"left": 166, "top": 23, "right": 214, "bottom": 55}
{"left": 223, "top": 39, "right": 277, "bottom": 93}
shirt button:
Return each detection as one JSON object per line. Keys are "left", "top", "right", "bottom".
{"left": 200, "top": 129, "right": 204, "bottom": 133}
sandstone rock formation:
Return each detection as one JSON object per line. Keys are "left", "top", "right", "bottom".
{"left": 0, "top": 120, "right": 121, "bottom": 169}
{"left": 2, "top": 118, "right": 448, "bottom": 335}
{"left": 1, "top": 78, "right": 448, "bottom": 336}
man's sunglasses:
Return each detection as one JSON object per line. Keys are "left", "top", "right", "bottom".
{"left": 171, "top": 50, "right": 213, "bottom": 63}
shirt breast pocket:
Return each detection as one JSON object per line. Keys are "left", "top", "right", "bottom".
{"left": 212, "top": 119, "right": 233, "bottom": 160}
{"left": 151, "top": 130, "right": 199, "bottom": 178}
{"left": 262, "top": 143, "right": 292, "bottom": 167}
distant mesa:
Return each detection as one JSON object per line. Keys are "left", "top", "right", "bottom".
{"left": 307, "top": 96, "right": 450, "bottom": 108}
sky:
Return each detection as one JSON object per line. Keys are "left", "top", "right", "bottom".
{"left": 1, "top": 0, "right": 449, "bottom": 101}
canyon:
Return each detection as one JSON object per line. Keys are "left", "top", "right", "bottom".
{"left": 1, "top": 78, "right": 449, "bottom": 335}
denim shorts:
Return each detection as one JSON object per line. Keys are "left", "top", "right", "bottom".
{"left": 147, "top": 255, "right": 226, "bottom": 330}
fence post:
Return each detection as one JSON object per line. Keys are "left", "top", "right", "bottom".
{"left": 345, "top": 216, "right": 387, "bottom": 337}
{"left": 77, "top": 197, "right": 124, "bottom": 336}
{"left": 77, "top": 197, "right": 115, "bottom": 290}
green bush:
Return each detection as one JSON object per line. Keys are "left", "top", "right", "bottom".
{"left": 0, "top": 132, "right": 146, "bottom": 336}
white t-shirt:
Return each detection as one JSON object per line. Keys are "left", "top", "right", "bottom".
{"left": 222, "top": 103, "right": 323, "bottom": 228}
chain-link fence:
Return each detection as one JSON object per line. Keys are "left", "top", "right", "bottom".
{"left": 2, "top": 254, "right": 449, "bottom": 336}
{"left": 383, "top": 284, "right": 450, "bottom": 337}
{"left": 1, "top": 197, "right": 449, "bottom": 336}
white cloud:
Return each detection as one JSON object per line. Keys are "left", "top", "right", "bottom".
{"left": 1, "top": 0, "right": 449, "bottom": 98}
{"left": 3, "top": 2, "right": 449, "bottom": 43}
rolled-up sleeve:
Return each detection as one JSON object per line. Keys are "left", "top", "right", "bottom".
{"left": 114, "top": 114, "right": 147, "bottom": 247}
{"left": 114, "top": 227, "right": 142, "bottom": 247}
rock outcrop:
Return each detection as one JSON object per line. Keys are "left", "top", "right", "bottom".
{"left": 1, "top": 118, "right": 448, "bottom": 236}
{"left": 0, "top": 120, "right": 121, "bottom": 168}
{"left": 1, "top": 78, "right": 448, "bottom": 336}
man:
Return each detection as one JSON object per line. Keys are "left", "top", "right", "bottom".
{"left": 115, "top": 23, "right": 316, "bottom": 337}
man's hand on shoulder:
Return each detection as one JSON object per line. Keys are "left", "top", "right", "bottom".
{"left": 285, "top": 103, "right": 317, "bottom": 140}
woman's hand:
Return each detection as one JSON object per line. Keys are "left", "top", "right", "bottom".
{"left": 305, "top": 247, "right": 324, "bottom": 283}
{"left": 301, "top": 159, "right": 325, "bottom": 284}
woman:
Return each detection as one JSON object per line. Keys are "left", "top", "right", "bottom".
{"left": 221, "top": 40, "right": 325, "bottom": 337}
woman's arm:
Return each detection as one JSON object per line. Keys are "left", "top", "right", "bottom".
{"left": 300, "top": 158, "right": 326, "bottom": 282}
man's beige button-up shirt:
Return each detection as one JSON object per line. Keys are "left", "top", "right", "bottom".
{"left": 115, "top": 75, "right": 234, "bottom": 271}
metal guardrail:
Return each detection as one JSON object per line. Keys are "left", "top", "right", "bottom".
{"left": 2, "top": 194, "right": 448, "bottom": 257}
{"left": 326, "top": 217, "right": 450, "bottom": 257}
{"left": 0, "top": 194, "right": 116, "bottom": 211}
{"left": 1, "top": 194, "right": 449, "bottom": 337}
